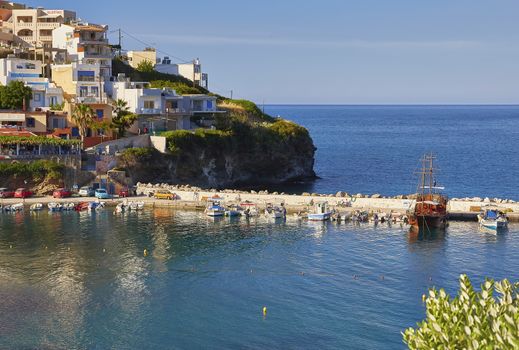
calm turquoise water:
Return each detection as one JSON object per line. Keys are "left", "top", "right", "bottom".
{"left": 264, "top": 105, "right": 519, "bottom": 200}
{"left": 1, "top": 210, "right": 518, "bottom": 349}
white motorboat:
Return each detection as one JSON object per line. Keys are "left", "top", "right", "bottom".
{"left": 129, "top": 201, "right": 145, "bottom": 211}
{"left": 241, "top": 202, "right": 259, "bottom": 217}
{"left": 48, "top": 202, "right": 63, "bottom": 212}
{"left": 89, "top": 202, "right": 105, "bottom": 211}
{"left": 6, "top": 203, "right": 24, "bottom": 212}
{"left": 265, "top": 205, "right": 286, "bottom": 219}
{"left": 205, "top": 200, "right": 225, "bottom": 217}
{"left": 225, "top": 205, "right": 242, "bottom": 217}
{"left": 115, "top": 203, "right": 126, "bottom": 213}
{"left": 308, "top": 202, "right": 332, "bottom": 221}
{"left": 30, "top": 203, "right": 44, "bottom": 211}
{"left": 478, "top": 209, "right": 508, "bottom": 231}
{"left": 63, "top": 203, "right": 76, "bottom": 211}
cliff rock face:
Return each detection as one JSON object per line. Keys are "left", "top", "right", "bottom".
{"left": 118, "top": 119, "right": 316, "bottom": 188}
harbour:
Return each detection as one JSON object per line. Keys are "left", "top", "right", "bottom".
{"left": 2, "top": 185, "right": 518, "bottom": 222}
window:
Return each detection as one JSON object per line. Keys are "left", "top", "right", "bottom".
{"left": 49, "top": 96, "right": 57, "bottom": 106}
{"left": 33, "top": 93, "right": 41, "bottom": 102}
{"left": 26, "top": 117, "right": 35, "bottom": 128}
{"left": 79, "top": 86, "right": 88, "bottom": 97}
{"left": 91, "top": 86, "right": 99, "bottom": 96}
{"left": 206, "top": 100, "right": 213, "bottom": 109}
{"left": 78, "top": 70, "right": 95, "bottom": 82}
{"left": 144, "top": 101, "right": 155, "bottom": 109}
{"left": 52, "top": 118, "right": 59, "bottom": 129}
{"left": 96, "top": 109, "right": 104, "bottom": 120}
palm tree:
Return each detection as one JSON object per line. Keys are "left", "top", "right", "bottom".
{"left": 112, "top": 99, "right": 137, "bottom": 138}
{"left": 72, "top": 104, "right": 95, "bottom": 142}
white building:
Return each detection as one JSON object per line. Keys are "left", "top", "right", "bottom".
{"left": 5, "top": 7, "right": 76, "bottom": 48}
{"left": 52, "top": 62, "right": 106, "bottom": 104}
{"left": 107, "top": 74, "right": 190, "bottom": 132}
{"left": 155, "top": 57, "right": 209, "bottom": 89}
{"left": 0, "top": 56, "right": 64, "bottom": 110}
{"left": 52, "top": 22, "right": 112, "bottom": 78}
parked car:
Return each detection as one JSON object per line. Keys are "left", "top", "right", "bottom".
{"left": 119, "top": 188, "right": 130, "bottom": 198}
{"left": 154, "top": 190, "right": 176, "bottom": 200}
{"left": 95, "top": 188, "right": 111, "bottom": 199}
{"left": 14, "top": 188, "right": 33, "bottom": 198}
{"left": 53, "top": 188, "right": 72, "bottom": 198}
{"left": 78, "top": 186, "right": 95, "bottom": 197}
{"left": 0, "top": 188, "right": 15, "bottom": 198}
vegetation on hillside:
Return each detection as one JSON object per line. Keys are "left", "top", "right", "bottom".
{"left": 0, "top": 81, "right": 32, "bottom": 109}
{"left": 403, "top": 274, "right": 519, "bottom": 349}
{"left": 0, "top": 160, "right": 64, "bottom": 181}
{"left": 149, "top": 80, "right": 202, "bottom": 95}
{"left": 136, "top": 59, "right": 155, "bottom": 73}
{"left": 163, "top": 115, "right": 310, "bottom": 153}
{"left": 119, "top": 147, "right": 154, "bottom": 161}
{"left": 0, "top": 135, "right": 80, "bottom": 146}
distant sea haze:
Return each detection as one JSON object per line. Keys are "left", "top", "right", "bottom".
{"left": 264, "top": 105, "right": 519, "bottom": 201}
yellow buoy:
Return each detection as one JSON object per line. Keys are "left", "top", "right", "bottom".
{"left": 263, "top": 306, "right": 267, "bottom": 316}
{"left": 143, "top": 249, "right": 148, "bottom": 257}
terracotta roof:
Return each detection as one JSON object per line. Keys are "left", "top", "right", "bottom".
{"left": 73, "top": 24, "right": 106, "bottom": 32}
{"left": 0, "top": 128, "right": 36, "bottom": 137}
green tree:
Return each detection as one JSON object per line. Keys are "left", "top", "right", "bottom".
{"left": 111, "top": 99, "right": 138, "bottom": 138}
{"left": 0, "top": 81, "right": 33, "bottom": 109}
{"left": 136, "top": 59, "right": 155, "bottom": 73}
{"left": 72, "top": 104, "right": 96, "bottom": 142}
{"left": 404, "top": 274, "right": 519, "bottom": 349}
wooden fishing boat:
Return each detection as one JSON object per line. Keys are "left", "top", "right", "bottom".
{"left": 408, "top": 154, "right": 448, "bottom": 231}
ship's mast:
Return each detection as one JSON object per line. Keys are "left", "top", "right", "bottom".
{"left": 429, "top": 153, "right": 433, "bottom": 196}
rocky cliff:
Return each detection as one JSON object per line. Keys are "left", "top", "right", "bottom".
{"left": 117, "top": 117, "right": 316, "bottom": 188}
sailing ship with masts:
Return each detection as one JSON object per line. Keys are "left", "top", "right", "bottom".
{"left": 408, "top": 154, "right": 448, "bottom": 230}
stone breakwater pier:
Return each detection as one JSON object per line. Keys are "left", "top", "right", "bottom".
{"left": 135, "top": 183, "right": 519, "bottom": 222}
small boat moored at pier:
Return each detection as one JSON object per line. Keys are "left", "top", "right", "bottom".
{"left": 30, "top": 203, "right": 44, "bottom": 211}
{"left": 308, "top": 202, "right": 332, "bottom": 221}
{"left": 478, "top": 208, "right": 508, "bottom": 231}
{"left": 75, "top": 202, "right": 89, "bottom": 212}
{"left": 265, "top": 204, "right": 286, "bottom": 219}
{"left": 205, "top": 200, "right": 226, "bottom": 217}
{"left": 48, "top": 203, "right": 63, "bottom": 212}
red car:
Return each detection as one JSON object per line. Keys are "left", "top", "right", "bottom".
{"left": 119, "top": 188, "right": 130, "bottom": 198}
{"left": 53, "top": 188, "right": 72, "bottom": 198}
{"left": 0, "top": 188, "right": 15, "bottom": 198}
{"left": 14, "top": 188, "right": 33, "bottom": 198}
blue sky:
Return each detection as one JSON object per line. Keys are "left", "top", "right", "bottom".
{"left": 24, "top": 0, "right": 519, "bottom": 104}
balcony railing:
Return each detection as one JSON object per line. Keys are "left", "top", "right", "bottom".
{"left": 83, "top": 51, "right": 113, "bottom": 59}
{"left": 140, "top": 108, "right": 162, "bottom": 115}
{"left": 18, "top": 36, "right": 35, "bottom": 43}
{"left": 36, "top": 22, "right": 61, "bottom": 28}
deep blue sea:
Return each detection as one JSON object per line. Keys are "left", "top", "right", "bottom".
{"left": 1, "top": 106, "right": 518, "bottom": 349}
{"left": 264, "top": 105, "right": 519, "bottom": 200}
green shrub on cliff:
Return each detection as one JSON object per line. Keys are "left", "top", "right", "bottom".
{"left": 120, "top": 147, "right": 154, "bottom": 161}
{"left": 403, "top": 275, "right": 519, "bottom": 349}
{"left": 0, "top": 160, "right": 64, "bottom": 181}
{"left": 150, "top": 80, "right": 201, "bottom": 95}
